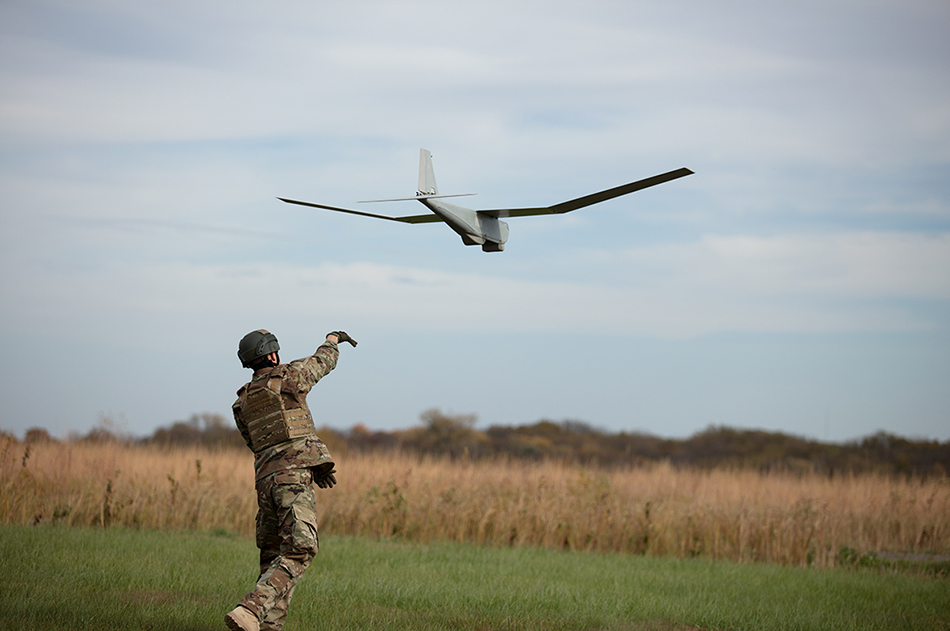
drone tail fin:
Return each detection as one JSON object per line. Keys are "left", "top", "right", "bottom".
{"left": 418, "top": 148, "right": 439, "bottom": 195}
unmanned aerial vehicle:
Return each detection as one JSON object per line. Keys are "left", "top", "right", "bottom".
{"left": 278, "top": 149, "right": 693, "bottom": 252}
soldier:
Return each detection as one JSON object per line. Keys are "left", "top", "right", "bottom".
{"left": 225, "top": 328, "right": 356, "bottom": 631}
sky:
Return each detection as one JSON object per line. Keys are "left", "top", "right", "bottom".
{"left": 1, "top": 0, "right": 948, "bottom": 443}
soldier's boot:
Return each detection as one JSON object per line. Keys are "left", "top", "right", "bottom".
{"left": 225, "top": 605, "right": 260, "bottom": 631}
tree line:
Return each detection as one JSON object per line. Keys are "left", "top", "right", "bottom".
{"left": 18, "top": 409, "right": 950, "bottom": 477}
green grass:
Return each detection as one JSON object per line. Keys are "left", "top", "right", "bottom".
{"left": 1, "top": 524, "right": 947, "bottom": 631}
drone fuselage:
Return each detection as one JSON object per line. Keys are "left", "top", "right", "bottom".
{"left": 422, "top": 198, "right": 509, "bottom": 251}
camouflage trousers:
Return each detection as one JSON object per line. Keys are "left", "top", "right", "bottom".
{"left": 239, "top": 468, "right": 319, "bottom": 631}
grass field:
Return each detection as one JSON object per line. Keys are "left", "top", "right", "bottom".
{"left": 3, "top": 438, "right": 949, "bottom": 568}
{"left": 1, "top": 524, "right": 947, "bottom": 631}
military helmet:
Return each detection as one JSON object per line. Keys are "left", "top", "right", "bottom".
{"left": 238, "top": 329, "right": 280, "bottom": 368}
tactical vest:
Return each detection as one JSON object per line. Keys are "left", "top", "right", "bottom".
{"left": 237, "top": 368, "right": 318, "bottom": 452}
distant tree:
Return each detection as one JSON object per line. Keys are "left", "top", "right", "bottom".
{"left": 146, "top": 413, "right": 244, "bottom": 449}
{"left": 346, "top": 423, "right": 399, "bottom": 452}
{"left": 24, "top": 427, "right": 54, "bottom": 444}
{"left": 80, "top": 415, "right": 130, "bottom": 444}
{"left": 402, "top": 409, "right": 486, "bottom": 458}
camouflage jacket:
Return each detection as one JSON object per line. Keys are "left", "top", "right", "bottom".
{"left": 233, "top": 340, "right": 338, "bottom": 481}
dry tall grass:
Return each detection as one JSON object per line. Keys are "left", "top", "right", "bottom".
{"left": 3, "top": 436, "right": 948, "bottom": 568}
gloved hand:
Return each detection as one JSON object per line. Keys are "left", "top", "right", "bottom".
{"left": 314, "top": 469, "right": 337, "bottom": 489}
{"left": 327, "top": 331, "right": 358, "bottom": 347}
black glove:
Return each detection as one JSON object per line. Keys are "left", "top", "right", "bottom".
{"left": 328, "top": 331, "right": 358, "bottom": 347}
{"left": 314, "top": 469, "right": 337, "bottom": 489}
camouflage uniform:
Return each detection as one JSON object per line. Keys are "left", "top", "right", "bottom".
{"left": 232, "top": 340, "right": 339, "bottom": 631}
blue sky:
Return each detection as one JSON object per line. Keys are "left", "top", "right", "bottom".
{"left": 1, "top": 0, "right": 948, "bottom": 442}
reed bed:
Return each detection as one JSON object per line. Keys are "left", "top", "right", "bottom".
{"left": 3, "top": 436, "right": 948, "bottom": 568}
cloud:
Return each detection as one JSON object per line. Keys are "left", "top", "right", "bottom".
{"left": 622, "top": 232, "right": 950, "bottom": 299}
{"left": 4, "top": 0, "right": 946, "bottom": 170}
{"left": 5, "top": 232, "right": 945, "bottom": 352}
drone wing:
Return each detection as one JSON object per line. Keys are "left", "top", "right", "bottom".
{"left": 279, "top": 167, "right": 692, "bottom": 224}
{"left": 477, "top": 167, "right": 693, "bottom": 219}
{"left": 277, "top": 197, "right": 442, "bottom": 224}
